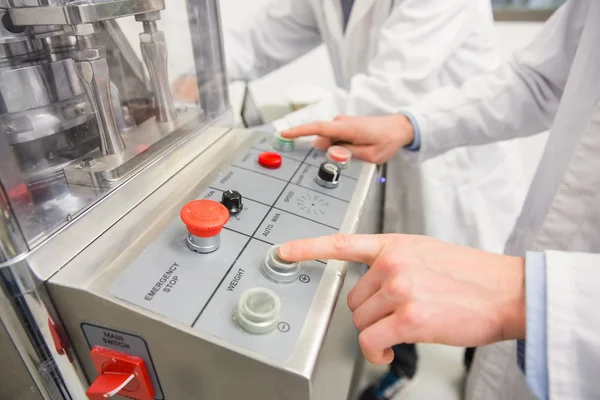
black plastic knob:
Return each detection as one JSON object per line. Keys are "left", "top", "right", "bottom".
{"left": 315, "top": 162, "right": 341, "bottom": 188}
{"left": 221, "top": 190, "right": 243, "bottom": 215}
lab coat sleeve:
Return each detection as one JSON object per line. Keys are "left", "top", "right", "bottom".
{"left": 521, "top": 252, "right": 548, "bottom": 400}
{"left": 272, "top": 0, "right": 493, "bottom": 131}
{"left": 544, "top": 251, "right": 600, "bottom": 400}
{"left": 224, "top": 0, "right": 322, "bottom": 82}
{"left": 402, "top": 0, "right": 590, "bottom": 161}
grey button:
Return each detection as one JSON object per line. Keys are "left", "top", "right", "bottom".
{"left": 262, "top": 245, "right": 301, "bottom": 283}
{"left": 234, "top": 287, "right": 281, "bottom": 334}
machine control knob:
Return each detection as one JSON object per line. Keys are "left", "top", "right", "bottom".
{"left": 180, "top": 200, "right": 229, "bottom": 253}
{"left": 315, "top": 162, "right": 341, "bottom": 189}
{"left": 234, "top": 287, "right": 281, "bottom": 334}
{"left": 262, "top": 245, "right": 301, "bottom": 283}
{"left": 326, "top": 145, "right": 352, "bottom": 169}
{"left": 221, "top": 190, "right": 244, "bottom": 215}
{"left": 273, "top": 132, "right": 295, "bottom": 152}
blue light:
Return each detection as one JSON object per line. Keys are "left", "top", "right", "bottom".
{"left": 380, "top": 177, "right": 386, "bottom": 183}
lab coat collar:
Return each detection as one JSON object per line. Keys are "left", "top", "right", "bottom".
{"left": 324, "top": 0, "right": 377, "bottom": 40}
{"left": 344, "top": 0, "right": 377, "bottom": 37}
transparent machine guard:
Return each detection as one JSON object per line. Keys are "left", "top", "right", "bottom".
{"left": 0, "top": 0, "right": 231, "bottom": 250}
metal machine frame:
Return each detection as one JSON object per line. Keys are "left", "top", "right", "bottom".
{"left": 0, "top": 1, "right": 383, "bottom": 399}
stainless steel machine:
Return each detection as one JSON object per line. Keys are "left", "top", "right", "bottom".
{"left": 0, "top": 1, "right": 384, "bottom": 399}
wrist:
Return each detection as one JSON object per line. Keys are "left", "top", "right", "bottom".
{"left": 389, "top": 114, "right": 415, "bottom": 148}
{"left": 499, "top": 256, "right": 527, "bottom": 341}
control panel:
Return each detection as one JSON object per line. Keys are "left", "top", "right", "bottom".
{"left": 110, "top": 132, "right": 364, "bottom": 362}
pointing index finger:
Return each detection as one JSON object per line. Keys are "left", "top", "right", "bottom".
{"left": 278, "top": 234, "right": 388, "bottom": 266}
{"left": 281, "top": 120, "right": 357, "bottom": 143}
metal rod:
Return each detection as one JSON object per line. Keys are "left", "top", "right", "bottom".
{"left": 138, "top": 14, "right": 176, "bottom": 122}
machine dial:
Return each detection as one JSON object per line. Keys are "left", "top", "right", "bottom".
{"left": 221, "top": 190, "right": 243, "bottom": 215}
{"left": 234, "top": 287, "right": 281, "bottom": 334}
{"left": 262, "top": 245, "right": 301, "bottom": 283}
{"left": 315, "top": 162, "right": 341, "bottom": 189}
{"left": 180, "top": 200, "right": 229, "bottom": 253}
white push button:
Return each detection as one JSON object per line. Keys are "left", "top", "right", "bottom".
{"left": 262, "top": 245, "right": 301, "bottom": 283}
{"left": 234, "top": 288, "right": 280, "bottom": 334}
{"left": 273, "top": 132, "right": 295, "bottom": 152}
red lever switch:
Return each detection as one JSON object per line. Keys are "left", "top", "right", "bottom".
{"left": 86, "top": 346, "right": 155, "bottom": 400}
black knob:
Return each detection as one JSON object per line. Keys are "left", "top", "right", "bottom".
{"left": 221, "top": 190, "right": 243, "bottom": 215}
{"left": 315, "top": 162, "right": 341, "bottom": 188}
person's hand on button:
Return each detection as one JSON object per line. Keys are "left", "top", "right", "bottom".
{"left": 280, "top": 115, "right": 414, "bottom": 165}
{"left": 278, "top": 234, "right": 526, "bottom": 365}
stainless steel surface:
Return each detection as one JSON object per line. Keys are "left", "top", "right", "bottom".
{"left": 71, "top": 34, "right": 125, "bottom": 155}
{"left": 0, "top": 184, "right": 27, "bottom": 262}
{"left": 0, "top": 59, "right": 81, "bottom": 114}
{"left": 137, "top": 13, "right": 175, "bottom": 122}
{"left": 44, "top": 128, "right": 381, "bottom": 399}
{"left": 0, "top": 1, "right": 294, "bottom": 398}
{"left": 0, "top": 117, "right": 233, "bottom": 400}
{"left": 100, "top": 19, "right": 150, "bottom": 102}
{"left": 62, "top": 107, "right": 205, "bottom": 187}
{"left": 0, "top": 260, "right": 89, "bottom": 399}
{"left": 8, "top": 0, "right": 166, "bottom": 26}
{"left": 186, "top": 0, "right": 229, "bottom": 117}
{"left": 187, "top": 232, "right": 220, "bottom": 253}
{"left": 0, "top": 318, "right": 45, "bottom": 400}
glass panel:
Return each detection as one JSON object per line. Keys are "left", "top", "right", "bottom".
{"left": 0, "top": 0, "right": 230, "bottom": 248}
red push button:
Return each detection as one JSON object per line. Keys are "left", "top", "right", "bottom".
{"left": 258, "top": 152, "right": 282, "bottom": 169}
{"left": 86, "top": 346, "right": 154, "bottom": 400}
{"left": 180, "top": 199, "right": 229, "bottom": 238}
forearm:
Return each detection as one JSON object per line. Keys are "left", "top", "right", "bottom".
{"left": 403, "top": 60, "right": 560, "bottom": 160}
{"left": 403, "top": 1, "right": 587, "bottom": 160}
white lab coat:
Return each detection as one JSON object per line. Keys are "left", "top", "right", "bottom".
{"left": 225, "top": 0, "right": 526, "bottom": 252}
{"left": 404, "top": 1, "right": 600, "bottom": 398}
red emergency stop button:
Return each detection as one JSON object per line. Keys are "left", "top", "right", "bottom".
{"left": 86, "top": 346, "right": 154, "bottom": 400}
{"left": 258, "top": 152, "right": 282, "bottom": 169}
{"left": 181, "top": 199, "right": 229, "bottom": 253}
{"left": 181, "top": 199, "right": 229, "bottom": 238}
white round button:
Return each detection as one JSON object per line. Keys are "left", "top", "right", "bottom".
{"left": 234, "top": 287, "right": 280, "bottom": 334}
{"left": 272, "top": 132, "right": 295, "bottom": 152}
{"left": 262, "top": 245, "right": 301, "bottom": 283}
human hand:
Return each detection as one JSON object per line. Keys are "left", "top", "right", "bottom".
{"left": 280, "top": 115, "right": 414, "bottom": 164}
{"left": 172, "top": 75, "right": 199, "bottom": 103}
{"left": 278, "top": 234, "right": 525, "bottom": 365}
